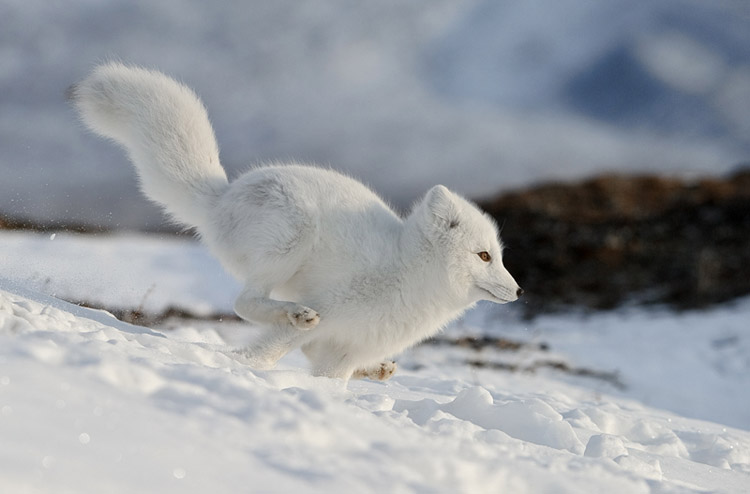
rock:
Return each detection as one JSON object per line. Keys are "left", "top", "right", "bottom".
{"left": 478, "top": 169, "right": 750, "bottom": 315}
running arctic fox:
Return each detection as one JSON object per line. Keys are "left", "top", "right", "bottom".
{"left": 70, "top": 63, "right": 522, "bottom": 380}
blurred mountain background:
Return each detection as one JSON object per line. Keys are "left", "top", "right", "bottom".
{"left": 1, "top": 0, "right": 748, "bottom": 230}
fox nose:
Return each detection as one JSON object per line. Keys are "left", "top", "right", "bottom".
{"left": 516, "top": 287, "right": 524, "bottom": 298}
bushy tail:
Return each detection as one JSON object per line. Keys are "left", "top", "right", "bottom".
{"left": 69, "top": 62, "right": 229, "bottom": 228}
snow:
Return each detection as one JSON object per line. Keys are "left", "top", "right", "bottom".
{"left": 0, "top": 230, "right": 240, "bottom": 315}
{"left": 480, "top": 306, "right": 750, "bottom": 431}
{"left": 2, "top": 231, "right": 750, "bottom": 492}
{"left": 3, "top": 3, "right": 749, "bottom": 489}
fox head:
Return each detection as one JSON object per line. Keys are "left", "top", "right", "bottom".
{"left": 415, "top": 185, "right": 523, "bottom": 305}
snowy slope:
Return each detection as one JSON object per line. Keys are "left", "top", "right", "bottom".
{"left": 2, "top": 231, "right": 750, "bottom": 492}
{"left": 0, "top": 230, "right": 240, "bottom": 315}
{"left": 2, "top": 229, "right": 750, "bottom": 431}
{"left": 3, "top": 281, "right": 750, "bottom": 493}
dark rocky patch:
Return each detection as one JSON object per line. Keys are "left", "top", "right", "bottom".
{"left": 0, "top": 214, "right": 109, "bottom": 233}
{"left": 466, "top": 358, "right": 626, "bottom": 390}
{"left": 478, "top": 168, "right": 750, "bottom": 316}
{"left": 429, "top": 335, "right": 548, "bottom": 352}
{"left": 74, "top": 301, "right": 241, "bottom": 326}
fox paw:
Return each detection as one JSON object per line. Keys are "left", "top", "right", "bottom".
{"left": 287, "top": 306, "right": 320, "bottom": 330}
{"left": 353, "top": 361, "right": 397, "bottom": 381}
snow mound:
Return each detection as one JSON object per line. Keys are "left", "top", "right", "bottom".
{"left": 2, "top": 281, "right": 750, "bottom": 493}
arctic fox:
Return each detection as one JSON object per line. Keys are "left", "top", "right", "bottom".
{"left": 69, "top": 63, "right": 523, "bottom": 380}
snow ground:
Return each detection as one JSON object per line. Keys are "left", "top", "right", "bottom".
{"left": 1, "top": 231, "right": 750, "bottom": 492}
{"left": 0, "top": 230, "right": 240, "bottom": 316}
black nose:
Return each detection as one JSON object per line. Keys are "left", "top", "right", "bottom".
{"left": 516, "top": 287, "right": 524, "bottom": 298}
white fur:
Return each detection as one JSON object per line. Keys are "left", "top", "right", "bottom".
{"left": 71, "top": 63, "right": 522, "bottom": 380}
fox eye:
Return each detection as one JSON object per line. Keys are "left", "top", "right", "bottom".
{"left": 477, "top": 251, "right": 492, "bottom": 262}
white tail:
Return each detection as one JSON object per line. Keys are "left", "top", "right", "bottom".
{"left": 69, "top": 62, "right": 229, "bottom": 228}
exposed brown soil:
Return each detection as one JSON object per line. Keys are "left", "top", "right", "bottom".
{"left": 478, "top": 169, "right": 750, "bottom": 315}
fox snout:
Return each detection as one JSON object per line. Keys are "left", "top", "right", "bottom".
{"left": 474, "top": 264, "right": 523, "bottom": 304}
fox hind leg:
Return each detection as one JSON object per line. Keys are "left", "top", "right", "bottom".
{"left": 301, "top": 340, "right": 397, "bottom": 381}
{"left": 352, "top": 361, "right": 397, "bottom": 381}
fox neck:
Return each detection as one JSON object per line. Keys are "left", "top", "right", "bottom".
{"left": 393, "top": 219, "right": 473, "bottom": 326}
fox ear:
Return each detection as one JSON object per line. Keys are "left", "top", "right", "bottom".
{"left": 424, "top": 185, "right": 460, "bottom": 230}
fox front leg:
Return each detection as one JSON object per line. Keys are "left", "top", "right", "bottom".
{"left": 234, "top": 286, "right": 320, "bottom": 330}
